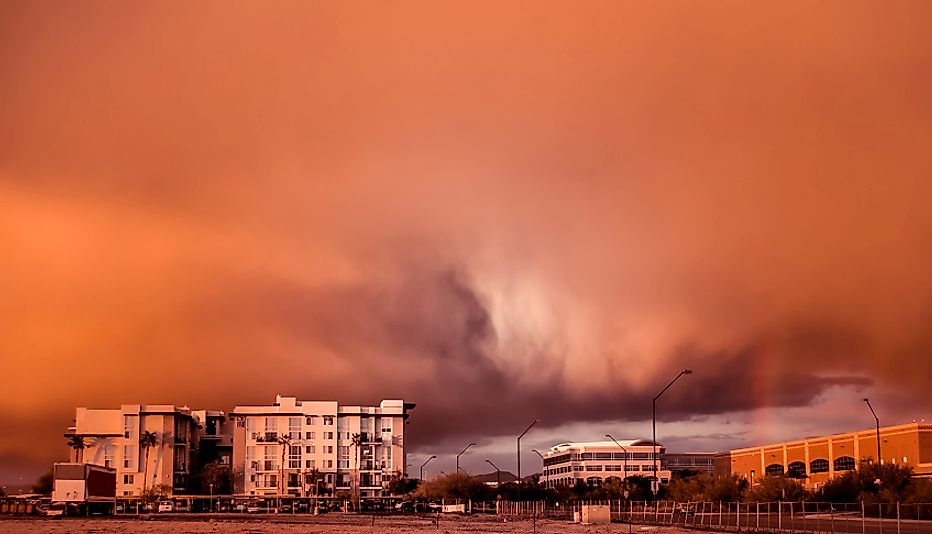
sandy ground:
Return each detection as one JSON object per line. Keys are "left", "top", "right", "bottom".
{"left": 0, "top": 516, "right": 700, "bottom": 534}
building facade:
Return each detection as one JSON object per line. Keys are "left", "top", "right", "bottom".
{"left": 715, "top": 422, "right": 932, "bottom": 489}
{"left": 230, "top": 395, "right": 414, "bottom": 498}
{"left": 540, "top": 440, "right": 672, "bottom": 488}
{"left": 664, "top": 452, "right": 716, "bottom": 475}
{"left": 65, "top": 404, "right": 199, "bottom": 496}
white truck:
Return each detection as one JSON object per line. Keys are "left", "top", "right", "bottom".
{"left": 51, "top": 463, "right": 117, "bottom": 516}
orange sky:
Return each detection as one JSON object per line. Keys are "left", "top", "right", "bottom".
{"left": 2, "top": 1, "right": 932, "bottom": 483}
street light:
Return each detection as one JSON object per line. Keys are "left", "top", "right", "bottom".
{"left": 605, "top": 434, "right": 629, "bottom": 485}
{"left": 864, "top": 398, "right": 881, "bottom": 464}
{"left": 456, "top": 443, "right": 477, "bottom": 474}
{"left": 517, "top": 419, "right": 540, "bottom": 481}
{"left": 209, "top": 483, "right": 214, "bottom": 512}
{"left": 486, "top": 459, "right": 501, "bottom": 486}
{"left": 531, "top": 449, "right": 544, "bottom": 460}
{"left": 419, "top": 455, "right": 436, "bottom": 481}
{"left": 652, "top": 369, "right": 692, "bottom": 495}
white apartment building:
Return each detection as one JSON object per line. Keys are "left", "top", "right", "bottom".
{"left": 65, "top": 404, "right": 199, "bottom": 496}
{"left": 541, "top": 440, "right": 672, "bottom": 488}
{"left": 230, "top": 395, "right": 414, "bottom": 498}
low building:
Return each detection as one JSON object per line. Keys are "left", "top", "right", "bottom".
{"left": 65, "top": 404, "right": 199, "bottom": 496}
{"left": 230, "top": 394, "right": 414, "bottom": 498}
{"left": 664, "top": 452, "right": 716, "bottom": 475}
{"left": 715, "top": 421, "right": 932, "bottom": 489}
{"left": 540, "top": 439, "right": 672, "bottom": 488}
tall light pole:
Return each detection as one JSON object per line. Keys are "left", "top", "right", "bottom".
{"left": 486, "top": 459, "right": 501, "bottom": 486}
{"left": 419, "top": 455, "right": 436, "bottom": 482}
{"left": 532, "top": 450, "right": 545, "bottom": 488}
{"left": 864, "top": 398, "right": 882, "bottom": 464}
{"left": 605, "top": 434, "right": 629, "bottom": 486}
{"left": 456, "top": 443, "right": 476, "bottom": 474}
{"left": 517, "top": 419, "right": 540, "bottom": 481}
{"left": 653, "top": 369, "right": 692, "bottom": 495}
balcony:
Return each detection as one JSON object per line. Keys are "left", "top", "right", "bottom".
{"left": 254, "top": 432, "right": 279, "bottom": 443}
{"left": 252, "top": 460, "right": 278, "bottom": 472}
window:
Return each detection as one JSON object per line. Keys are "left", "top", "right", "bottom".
{"left": 265, "top": 417, "right": 278, "bottom": 432}
{"left": 306, "top": 416, "right": 318, "bottom": 425}
{"left": 810, "top": 459, "right": 829, "bottom": 473}
{"left": 381, "top": 419, "right": 392, "bottom": 434}
{"left": 323, "top": 416, "right": 334, "bottom": 426}
{"left": 305, "top": 459, "right": 316, "bottom": 468}
{"left": 289, "top": 445, "right": 301, "bottom": 469}
{"left": 305, "top": 431, "right": 315, "bottom": 440}
{"left": 104, "top": 445, "right": 116, "bottom": 468}
{"left": 834, "top": 456, "right": 855, "bottom": 471}
{"left": 326, "top": 460, "right": 334, "bottom": 469}
{"left": 246, "top": 446, "right": 256, "bottom": 461}
{"left": 787, "top": 461, "right": 806, "bottom": 478}
{"left": 306, "top": 445, "right": 316, "bottom": 454}
{"left": 123, "top": 474, "right": 134, "bottom": 484}
{"left": 123, "top": 415, "right": 137, "bottom": 439}
{"left": 324, "top": 432, "right": 334, "bottom": 440}
{"left": 588, "top": 465, "right": 603, "bottom": 471}
{"left": 765, "top": 464, "right": 784, "bottom": 476}
{"left": 586, "top": 476, "right": 602, "bottom": 487}
{"left": 289, "top": 418, "right": 302, "bottom": 439}
{"left": 122, "top": 445, "right": 135, "bottom": 469}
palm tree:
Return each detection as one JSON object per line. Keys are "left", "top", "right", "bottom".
{"left": 351, "top": 433, "right": 362, "bottom": 506}
{"left": 139, "top": 431, "right": 159, "bottom": 491}
{"left": 277, "top": 434, "right": 292, "bottom": 498}
{"left": 66, "top": 436, "right": 86, "bottom": 463}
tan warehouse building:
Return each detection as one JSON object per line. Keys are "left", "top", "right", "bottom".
{"left": 715, "top": 422, "right": 932, "bottom": 489}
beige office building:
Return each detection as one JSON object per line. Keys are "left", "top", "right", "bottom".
{"left": 715, "top": 421, "right": 932, "bottom": 489}
{"left": 65, "top": 404, "right": 199, "bottom": 496}
{"left": 541, "top": 439, "right": 673, "bottom": 488}
{"left": 230, "top": 395, "right": 414, "bottom": 498}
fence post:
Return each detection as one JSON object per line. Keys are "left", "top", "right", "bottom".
{"left": 831, "top": 501, "right": 835, "bottom": 534}
{"left": 896, "top": 501, "right": 901, "bottom": 534}
{"left": 862, "top": 500, "right": 866, "bottom": 534}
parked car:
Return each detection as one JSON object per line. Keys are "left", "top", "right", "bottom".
{"left": 394, "top": 501, "right": 414, "bottom": 512}
{"left": 157, "top": 501, "right": 174, "bottom": 513}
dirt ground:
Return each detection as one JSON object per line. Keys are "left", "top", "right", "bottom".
{"left": 0, "top": 516, "right": 698, "bottom": 534}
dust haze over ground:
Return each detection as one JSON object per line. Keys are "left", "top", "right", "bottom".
{"left": 2, "top": 1, "right": 932, "bottom": 483}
